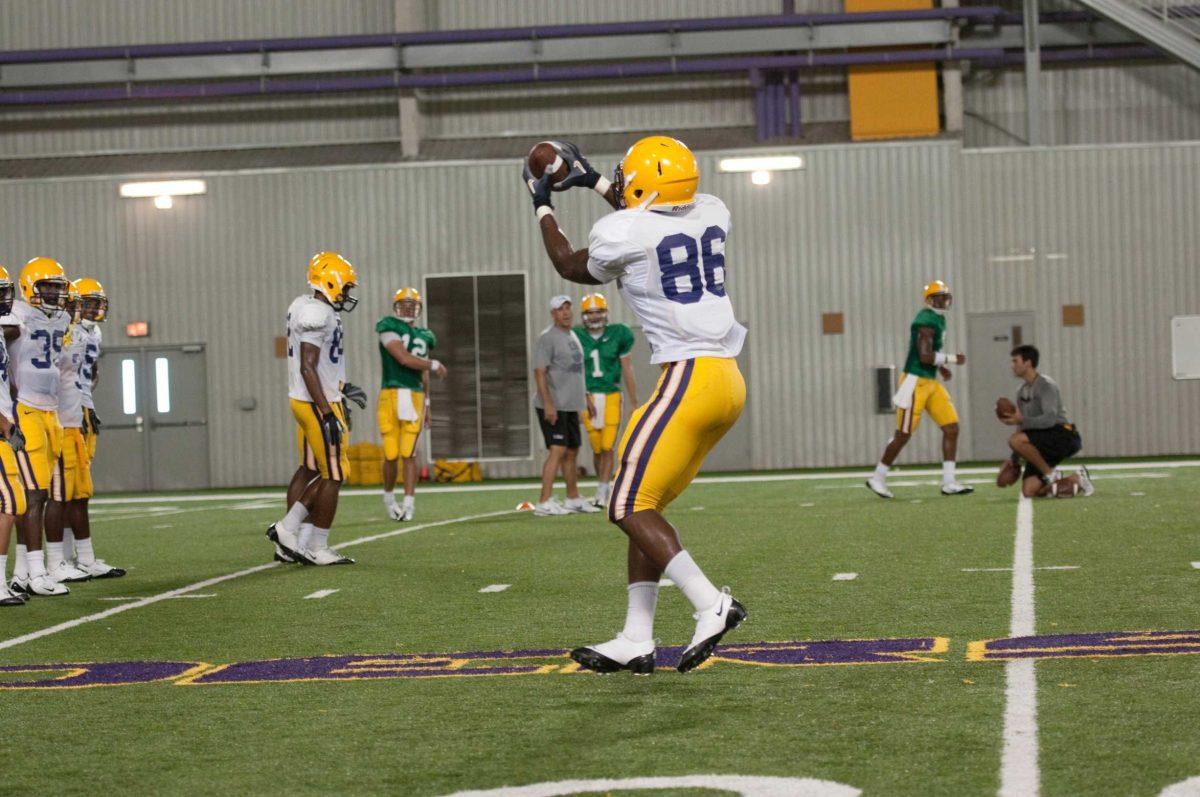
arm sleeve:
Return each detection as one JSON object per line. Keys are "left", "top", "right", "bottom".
{"left": 587, "top": 218, "right": 643, "bottom": 284}
{"left": 532, "top": 334, "right": 553, "bottom": 370}
{"left": 616, "top": 325, "right": 635, "bottom": 357}
{"left": 1022, "top": 380, "right": 1062, "bottom": 430}
{"left": 379, "top": 331, "right": 402, "bottom": 347}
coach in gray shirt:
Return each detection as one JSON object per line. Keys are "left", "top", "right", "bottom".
{"left": 532, "top": 295, "right": 597, "bottom": 516}
{"left": 998, "top": 344, "right": 1091, "bottom": 498}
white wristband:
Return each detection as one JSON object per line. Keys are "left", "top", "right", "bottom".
{"left": 934, "top": 353, "right": 950, "bottom": 366}
{"left": 535, "top": 206, "right": 554, "bottom": 221}
{"left": 593, "top": 176, "right": 612, "bottom": 196}
{"left": 430, "top": 359, "right": 443, "bottom": 372}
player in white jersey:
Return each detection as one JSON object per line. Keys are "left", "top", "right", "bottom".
{"left": 0, "top": 265, "right": 29, "bottom": 606}
{"left": 46, "top": 278, "right": 124, "bottom": 581}
{"left": 267, "top": 252, "right": 359, "bottom": 567}
{"left": 4, "top": 257, "right": 72, "bottom": 597}
{"left": 524, "top": 136, "right": 748, "bottom": 674}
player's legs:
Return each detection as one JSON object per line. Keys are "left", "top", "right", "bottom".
{"left": 922, "top": 383, "right": 971, "bottom": 494}
{"left": 0, "top": 443, "right": 27, "bottom": 604}
{"left": 1008, "top": 431, "right": 1054, "bottom": 479}
{"left": 561, "top": 446, "right": 581, "bottom": 500}
{"left": 589, "top": 394, "right": 621, "bottom": 506}
{"left": 868, "top": 380, "right": 928, "bottom": 498}
{"left": 396, "top": 393, "right": 425, "bottom": 520}
{"left": 601, "top": 358, "right": 745, "bottom": 672}
{"left": 538, "top": 445, "right": 565, "bottom": 504}
{"left": 378, "top": 388, "right": 404, "bottom": 518}
{"left": 14, "top": 406, "right": 67, "bottom": 595}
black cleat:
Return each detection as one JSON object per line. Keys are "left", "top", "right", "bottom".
{"left": 570, "top": 647, "right": 656, "bottom": 675}
{"left": 677, "top": 595, "right": 748, "bottom": 673}
{"left": 266, "top": 524, "right": 304, "bottom": 562}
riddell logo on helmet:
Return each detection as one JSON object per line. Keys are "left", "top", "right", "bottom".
{"left": 2, "top": 629, "right": 1195, "bottom": 690}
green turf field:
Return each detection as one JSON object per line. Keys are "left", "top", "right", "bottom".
{"left": 1, "top": 463, "right": 1198, "bottom": 796}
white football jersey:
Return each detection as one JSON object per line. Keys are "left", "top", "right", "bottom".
{"left": 78, "top": 322, "right": 102, "bottom": 411}
{"left": 0, "top": 336, "right": 14, "bottom": 423}
{"left": 286, "top": 295, "right": 345, "bottom": 403}
{"left": 57, "top": 323, "right": 99, "bottom": 428}
{"left": 7, "top": 300, "right": 71, "bottom": 411}
{"left": 587, "top": 193, "right": 746, "bottom": 365}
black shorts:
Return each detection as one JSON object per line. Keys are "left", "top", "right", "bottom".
{"left": 536, "top": 408, "right": 581, "bottom": 450}
{"left": 1022, "top": 424, "right": 1082, "bottom": 480}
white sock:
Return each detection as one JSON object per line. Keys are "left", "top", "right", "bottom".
{"left": 311, "top": 527, "right": 330, "bottom": 550}
{"left": 14, "top": 544, "right": 28, "bottom": 580}
{"left": 403, "top": 494, "right": 414, "bottom": 510}
{"left": 874, "top": 462, "right": 890, "bottom": 481}
{"left": 664, "top": 550, "right": 721, "bottom": 613}
{"left": 46, "top": 541, "right": 64, "bottom": 571}
{"left": 75, "top": 537, "right": 96, "bottom": 566}
{"left": 26, "top": 548, "right": 46, "bottom": 579}
{"left": 297, "top": 523, "right": 314, "bottom": 551}
{"left": 0, "top": 554, "right": 6, "bottom": 583}
{"left": 382, "top": 491, "right": 396, "bottom": 508}
{"left": 279, "top": 502, "right": 308, "bottom": 535}
{"left": 63, "top": 527, "right": 76, "bottom": 562}
{"left": 942, "top": 460, "right": 956, "bottom": 486}
{"left": 621, "top": 581, "right": 659, "bottom": 643}
{"left": 596, "top": 482, "right": 609, "bottom": 502}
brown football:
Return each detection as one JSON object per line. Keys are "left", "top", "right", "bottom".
{"left": 996, "top": 397, "right": 1017, "bottom": 420}
{"left": 526, "top": 141, "right": 569, "bottom": 184}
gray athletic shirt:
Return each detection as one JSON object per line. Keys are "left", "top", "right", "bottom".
{"left": 1017, "top": 374, "right": 1070, "bottom": 430}
{"left": 532, "top": 325, "right": 586, "bottom": 412}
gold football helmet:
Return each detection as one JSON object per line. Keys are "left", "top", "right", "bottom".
{"left": 393, "top": 287, "right": 422, "bottom": 323}
{"left": 923, "top": 280, "right": 952, "bottom": 310}
{"left": 73, "top": 277, "right": 108, "bottom": 323}
{"left": 614, "top": 136, "right": 699, "bottom": 210}
{"left": 20, "top": 257, "right": 70, "bottom": 316}
{"left": 580, "top": 292, "right": 608, "bottom": 331}
{"left": 308, "top": 252, "right": 359, "bottom": 313}
{"left": 0, "top": 264, "right": 14, "bottom": 316}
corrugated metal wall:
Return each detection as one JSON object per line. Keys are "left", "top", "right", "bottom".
{"left": 1, "top": 138, "right": 1194, "bottom": 487}
{"left": 964, "top": 63, "right": 1200, "bottom": 148}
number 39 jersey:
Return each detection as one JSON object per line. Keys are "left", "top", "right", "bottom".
{"left": 586, "top": 193, "right": 746, "bottom": 365}
{"left": 6, "top": 301, "right": 71, "bottom": 411}
{"left": 286, "top": 294, "right": 345, "bottom": 403}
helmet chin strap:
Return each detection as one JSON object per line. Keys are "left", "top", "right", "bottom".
{"left": 928, "top": 305, "right": 947, "bottom": 316}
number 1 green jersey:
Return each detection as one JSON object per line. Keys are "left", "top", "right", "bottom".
{"left": 573, "top": 323, "right": 635, "bottom": 394}
{"left": 377, "top": 316, "right": 436, "bottom": 391}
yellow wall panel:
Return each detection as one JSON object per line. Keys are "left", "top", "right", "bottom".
{"left": 846, "top": 0, "right": 940, "bottom": 141}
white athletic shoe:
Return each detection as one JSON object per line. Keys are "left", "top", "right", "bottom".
{"left": 677, "top": 588, "right": 747, "bottom": 673}
{"left": 48, "top": 561, "right": 91, "bottom": 583}
{"left": 940, "top": 481, "right": 975, "bottom": 496}
{"left": 0, "top": 582, "right": 26, "bottom": 606}
{"left": 30, "top": 574, "right": 69, "bottom": 596}
{"left": 297, "top": 547, "right": 355, "bottom": 566}
{"left": 266, "top": 523, "right": 303, "bottom": 560}
{"left": 533, "top": 499, "right": 570, "bottom": 517}
{"left": 570, "top": 633, "right": 656, "bottom": 674}
{"left": 563, "top": 496, "right": 602, "bottom": 514}
{"left": 591, "top": 494, "right": 607, "bottom": 509}
{"left": 1077, "top": 466, "right": 1095, "bottom": 497}
{"left": 9, "top": 575, "right": 31, "bottom": 597}
{"left": 865, "top": 477, "right": 893, "bottom": 499}
{"left": 386, "top": 502, "right": 405, "bottom": 522}
{"left": 78, "top": 559, "right": 127, "bottom": 579}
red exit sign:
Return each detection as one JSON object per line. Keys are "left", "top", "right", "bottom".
{"left": 125, "top": 321, "right": 150, "bottom": 338}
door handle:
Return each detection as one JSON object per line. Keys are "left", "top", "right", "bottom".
{"left": 148, "top": 419, "right": 208, "bottom": 429}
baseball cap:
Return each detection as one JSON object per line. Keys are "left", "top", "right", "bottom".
{"left": 549, "top": 295, "right": 571, "bottom": 310}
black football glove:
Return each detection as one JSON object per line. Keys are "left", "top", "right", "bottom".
{"left": 87, "top": 407, "right": 102, "bottom": 436}
{"left": 342, "top": 382, "right": 367, "bottom": 409}
{"left": 342, "top": 401, "right": 354, "bottom": 431}
{"left": 550, "top": 141, "right": 601, "bottom": 192}
{"left": 321, "top": 411, "right": 343, "bottom": 447}
{"left": 7, "top": 425, "right": 24, "bottom": 452}
{"left": 522, "top": 162, "right": 554, "bottom": 215}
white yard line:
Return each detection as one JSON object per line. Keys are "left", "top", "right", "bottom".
{"left": 0, "top": 509, "right": 512, "bottom": 653}
{"left": 832, "top": 572, "right": 858, "bottom": 581}
{"left": 478, "top": 584, "right": 510, "bottom": 593}
{"left": 86, "top": 459, "right": 1200, "bottom": 506}
{"left": 1191, "top": 562, "right": 1200, "bottom": 570}
{"left": 999, "top": 495, "right": 1040, "bottom": 797}
{"left": 303, "top": 589, "right": 340, "bottom": 600}
{"left": 962, "top": 566, "right": 1078, "bottom": 573}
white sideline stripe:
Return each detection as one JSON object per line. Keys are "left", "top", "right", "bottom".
{"left": 98, "top": 594, "right": 215, "bottom": 602}
{"left": 86, "top": 459, "right": 1200, "bottom": 506}
{"left": 303, "top": 589, "right": 339, "bottom": 600}
{"left": 999, "top": 495, "right": 1039, "bottom": 797}
{"left": 832, "top": 572, "right": 858, "bottom": 581}
{"left": 962, "top": 566, "right": 1078, "bottom": 573}
{"left": 820, "top": 472, "right": 1168, "bottom": 490}
{"left": 478, "top": 584, "right": 510, "bottom": 593}
{"left": 0, "top": 509, "right": 512, "bottom": 653}
{"left": 1191, "top": 562, "right": 1200, "bottom": 570}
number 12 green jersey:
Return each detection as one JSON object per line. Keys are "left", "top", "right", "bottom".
{"left": 377, "top": 316, "right": 436, "bottom": 391}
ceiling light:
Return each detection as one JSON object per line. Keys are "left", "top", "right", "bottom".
{"left": 153, "top": 195, "right": 174, "bottom": 210}
{"left": 119, "top": 179, "right": 206, "bottom": 198}
{"left": 718, "top": 156, "right": 804, "bottom": 173}
{"left": 751, "top": 170, "right": 771, "bottom": 186}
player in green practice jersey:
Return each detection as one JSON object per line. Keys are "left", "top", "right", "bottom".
{"left": 376, "top": 287, "right": 446, "bottom": 521}
{"left": 573, "top": 293, "right": 638, "bottom": 507}
{"left": 866, "top": 280, "right": 973, "bottom": 499}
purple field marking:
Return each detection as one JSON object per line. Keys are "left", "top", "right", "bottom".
{"left": 0, "top": 661, "right": 206, "bottom": 690}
